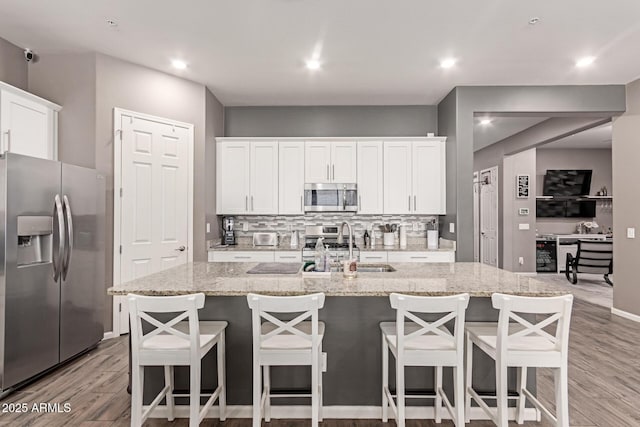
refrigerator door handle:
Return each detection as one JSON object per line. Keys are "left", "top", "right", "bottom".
{"left": 62, "top": 195, "right": 73, "bottom": 281}
{"left": 53, "top": 194, "right": 65, "bottom": 282}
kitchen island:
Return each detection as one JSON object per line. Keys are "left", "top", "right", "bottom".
{"left": 108, "top": 262, "right": 568, "bottom": 420}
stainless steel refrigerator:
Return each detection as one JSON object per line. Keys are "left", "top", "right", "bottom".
{"left": 0, "top": 153, "right": 105, "bottom": 392}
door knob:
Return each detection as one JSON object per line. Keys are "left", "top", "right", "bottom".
{"left": 175, "top": 245, "right": 186, "bottom": 252}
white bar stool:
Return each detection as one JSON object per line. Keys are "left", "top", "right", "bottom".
{"left": 128, "top": 293, "right": 227, "bottom": 427}
{"left": 381, "top": 292, "right": 470, "bottom": 427}
{"left": 465, "top": 293, "right": 573, "bottom": 427}
{"left": 247, "top": 292, "right": 326, "bottom": 427}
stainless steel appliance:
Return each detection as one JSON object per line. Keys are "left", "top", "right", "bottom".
{"left": 304, "top": 183, "right": 358, "bottom": 212}
{"left": 302, "top": 225, "right": 360, "bottom": 262}
{"left": 222, "top": 216, "right": 236, "bottom": 245}
{"left": 252, "top": 232, "right": 278, "bottom": 247}
{"left": 0, "top": 153, "right": 105, "bottom": 393}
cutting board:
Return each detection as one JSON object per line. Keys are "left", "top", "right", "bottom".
{"left": 247, "top": 263, "right": 302, "bottom": 274}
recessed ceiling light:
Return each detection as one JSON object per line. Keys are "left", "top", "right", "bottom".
{"left": 306, "top": 59, "right": 321, "bottom": 70}
{"left": 576, "top": 56, "right": 595, "bottom": 68}
{"left": 106, "top": 19, "right": 118, "bottom": 27}
{"left": 171, "top": 59, "right": 187, "bottom": 70}
{"left": 440, "top": 58, "right": 456, "bottom": 69}
{"left": 528, "top": 17, "right": 540, "bottom": 25}
{"left": 480, "top": 119, "right": 492, "bottom": 125}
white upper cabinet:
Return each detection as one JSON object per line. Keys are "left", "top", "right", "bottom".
{"left": 331, "top": 141, "right": 357, "bottom": 182}
{"left": 383, "top": 139, "right": 446, "bottom": 215}
{"left": 413, "top": 140, "right": 446, "bottom": 214}
{"left": 0, "top": 82, "right": 61, "bottom": 160}
{"left": 217, "top": 140, "right": 278, "bottom": 215}
{"left": 250, "top": 141, "right": 279, "bottom": 214}
{"left": 304, "top": 141, "right": 356, "bottom": 183}
{"left": 304, "top": 141, "right": 331, "bottom": 183}
{"left": 217, "top": 141, "right": 251, "bottom": 214}
{"left": 357, "top": 141, "right": 384, "bottom": 214}
{"left": 384, "top": 141, "right": 413, "bottom": 214}
{"left": 278, "top": 141, "right": 305, "bottom": 214}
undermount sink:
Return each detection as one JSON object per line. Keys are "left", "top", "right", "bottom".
{"left": 330, "top": 263, "right": 396, "bottom": 273}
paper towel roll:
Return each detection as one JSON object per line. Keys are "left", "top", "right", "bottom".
{"left": 399, "top": 225, "right": 407, "bottom": 249}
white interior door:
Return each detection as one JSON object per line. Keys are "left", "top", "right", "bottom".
{"left": 117, "top": 112, "right": 191, "bottom": 334}
{"left": 480, "top": 167, "right": 499, "bottom": 267}
{"left": 473, "top": 171, "right": 480, "bottom": 262}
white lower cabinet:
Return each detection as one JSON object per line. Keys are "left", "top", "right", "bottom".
{"left": 359, "top": 252, "right": 388, "bottom": 263}
{"left": 209, "top": 251, "right": 275, "bottom": 263}
{"left": 387, "top": 251, "right": 455, "bottom": 263}
{"left": 274, "top": 251, "right": 302, "bottom": 262}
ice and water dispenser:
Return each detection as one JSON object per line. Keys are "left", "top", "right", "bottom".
{"left": 17, "top": 216, "right": 53, "bottom": 267}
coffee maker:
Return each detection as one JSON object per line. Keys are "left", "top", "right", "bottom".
{"left": 222, "top": 216, "right": 236, "bottom": 245}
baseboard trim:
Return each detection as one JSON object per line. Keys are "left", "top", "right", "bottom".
{"left": 146, "top": 404, "right": 538, "bottom": 421}
{"left": 611, "top": 307, "right": 640, "bottom": 323}
{"left": 102, "top": 331, "right": 117, "bottom": 340}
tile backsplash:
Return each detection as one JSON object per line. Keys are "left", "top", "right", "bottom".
{"left": 221, "top": 213, "right": 439, "bottom": 239}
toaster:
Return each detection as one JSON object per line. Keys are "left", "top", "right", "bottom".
{"left": 252, "top": 232, "right": 279, "bottom": 247}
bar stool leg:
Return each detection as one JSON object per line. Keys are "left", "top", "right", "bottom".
{"left": 454, "top": 365, "right": 464, "bottom": 427}
{"left": 496, "top": 360, "right": 508, "bottom": 427}
{"left": 252, "top": 362, "right": 261, "bottom": 427}
{"left": 217, "top": 332, "right": 227, "bottom": 421}
{"left": 189, "top": 361, "right": 200, "bottom": 427}
{"left": 396, "top": 357, "right": 405, "bottom": 427}
{"left": 555, "top": 365, "right": 569, "bottom": 427}
{"left": 263, "top": 366, "right": 271, "bottom": 422}
{"left": 311, "top": 350, "right": 319, "bottom": 427}
{"left": 435, "top": 366, "right": 443, "bottom": 423}
{"left": 164, "top": 365, "right": 175, "bottom": 421}
{"left": 516, "top": 366, "right": 528, "bottom": 424}
{"left": 131, "top": 365, "right": 143, "bottom": 427}
{"left": 318, "top": 347, "right": 324, "bottom": 422}
{"left": 381, "top": 334, "right": 389, "bottom": 423}
{"left": 464, "top": 333, "right": 473, "bottom": 423}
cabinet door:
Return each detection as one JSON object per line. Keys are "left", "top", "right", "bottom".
{"left": 357, "top": 141, "right": 383, "bottom": 214}
{"left": 305, "top": 141, "right": 331, "bottom": 183}
{"left": 279, "top": 141, "right": 305, "bottom": 214}
{"left": 413, "top": 140, "right": 446, "bottom": 214}
{"left": 250, "top": 141, "right": 279, "bottom": 214}
{"left": 217, "top": 141, "right": 250, "bottom": 214}
{"left": 0, "top": 90, "right": 55, "bottom": 159}
{"left": 331, "top": 141, "right": 357, "bottom": 182}
{"left": 383, "top": 141, "right": 412, "bottom": 214}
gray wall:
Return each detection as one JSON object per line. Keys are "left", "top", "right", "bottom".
{"left": 0, "top": 37, "right": 27, "bottom": 90}
{"left": 438, "top": 85, "right": 626, "bottom": 262}
{"left": 205, "top": 89, "right": 224, "bottom": 243}
{"left": 612, "top": 79, "right": 640, "bottom": 317}
{"left": 28, "top": 53, "right": 97, "bottom": 168}
{"left": 536, "top": 148, "right": 613, "bottom": 235}
{"left": 224, "top": 105, "right": 437, "bottom": 137}
{"left": 437, "top": 89, "right": 458, "bottom": 243}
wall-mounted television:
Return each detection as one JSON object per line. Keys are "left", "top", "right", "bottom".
{"left": 536, "top": 199, "right": 596, "bottom": 218}
{"left": 542, "top": 170, "right": 592, "bottom": 196}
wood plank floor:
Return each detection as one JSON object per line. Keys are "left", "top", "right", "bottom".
{"left": 1, "top": 299, "right": 638, "bottom": 426}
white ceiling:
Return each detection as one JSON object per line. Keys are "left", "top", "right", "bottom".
{"left": 2, "top": 1, "right": 640, "bottom": 105}
{"left": 473, "top": 116, "right": 549, "bottom": 151}
{"left": 541, "top": 122, "right": 612, "bottom": 149}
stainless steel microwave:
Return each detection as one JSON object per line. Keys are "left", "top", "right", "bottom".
{"left": 304, "top": 183, "right": 358, "bottom": 212}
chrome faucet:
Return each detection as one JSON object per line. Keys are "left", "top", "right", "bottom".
{"left": 339, "top": 221, "right": 354, "bottom": 260}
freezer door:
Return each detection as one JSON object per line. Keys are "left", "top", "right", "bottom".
{"left": 60, "top": 164, "right": 105, "bottom": 362}
{"left": 2, "top": 154, "right": 62, "bottom": 389}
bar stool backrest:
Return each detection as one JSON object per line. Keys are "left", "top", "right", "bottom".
{"left": 491, "top": 293, "right": 574, "bottom": 355}
{"left": 128, "top": 293, "right": 205, "bottom": 357}
{"left": 247, "top": 293, "right": 325, "bottom": 350}
{"left": 389, "top": 293, "right": 470, "bottom": 353}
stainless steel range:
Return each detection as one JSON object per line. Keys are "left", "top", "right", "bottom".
{"left": 302, "top": 225, "right": 360, "bottom": 262}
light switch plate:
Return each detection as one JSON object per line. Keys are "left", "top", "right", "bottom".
{"left": 627, "top": 227, "right": 636, "bottom": 238}
{"left": 519, "top": 223, "right": 530, "bottom": 230}
{"left": 449, "top": 223, "right": 455, "bottom": 233}
{"left": 518, "top": 208, "right": 530, "bottom": 216}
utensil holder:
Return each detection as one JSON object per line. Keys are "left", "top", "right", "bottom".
{"left": 383, "top": 232, "right": 395, "bottom": 246}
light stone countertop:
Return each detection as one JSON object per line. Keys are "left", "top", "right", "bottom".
{"left": 108, "top": 262, "right": 569, "bottom": 297}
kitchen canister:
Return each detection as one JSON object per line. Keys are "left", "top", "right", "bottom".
{"left": 427, "top": 230, "right": 439, "bottom": 249}
{"left": 399, "top": 225, "right": 407, "bottom": 249}
{"left": 383, "top": 232, "right": 395, "bottom": 247}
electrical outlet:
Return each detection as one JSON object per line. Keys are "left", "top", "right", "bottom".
{"left": 518, "top": 257, "right": 524, "bottom": 265}
{"left": 518, "top": 223, "right": 530, "bottom": 230}
{"left": 627, "top": 227, "right": 636, "bottom": 239}
{"left": 206, "top": 223, "right": 211, "bottom": 233}
{"left": 242, "top": 222, "right": 249, "bottom": 232}
{"left": 449, "top": 223, "right": 455, "bottom": 234}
